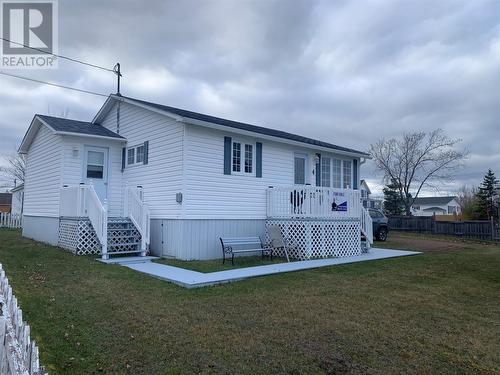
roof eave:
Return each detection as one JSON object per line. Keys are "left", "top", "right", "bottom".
{"left": 183, "top": 117, "right": 370, "bottom": 158}
{"left": 52, "top": 131, "right": 126, "bottom": 142}
{"left": 99, "top": 94, "right": 371, "bottom": 158}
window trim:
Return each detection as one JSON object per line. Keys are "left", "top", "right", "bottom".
{"left": 231, "top": 140, "right": 255, "bottom": 176}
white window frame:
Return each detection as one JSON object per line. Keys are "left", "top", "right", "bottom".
{"left": 126, "top": 145, "right": 145, "bottom": 167}
{"left": 316, "top": 154, "right": 354, "bottom": 189}
{"left": 232, "top": 140, "right": 255, "bottom": 176}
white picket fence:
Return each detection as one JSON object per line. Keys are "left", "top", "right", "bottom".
{"left": 0, "top": 214, "right": 22, "bottom": 229}
{"left": 0, "top": 264, "right": 46, "bottom": 375}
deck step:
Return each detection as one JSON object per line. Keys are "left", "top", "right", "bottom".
{"left": 108, "top": 242, "right": 140, "bottom": 247}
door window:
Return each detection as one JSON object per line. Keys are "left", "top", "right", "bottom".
{"left": 294, "top": 155, "right": 306, "bottom": 185}
{"left": 87, "top": 150, "right": 105, "bottom": 179}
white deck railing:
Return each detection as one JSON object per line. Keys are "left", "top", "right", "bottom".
{"left": 0, "top": 213, "right": 22, "bottom": 229}
{"left": 60, "top": 184, "right": 108, "bottom": 257}
{"left": 123, "top": 186, "right": 150, "bottom": 254}
{"left": 267, "top": 186, "right": 373, "bottom": 246}
{"left": 267, "top": 186, "right": 362, "bottom": 219}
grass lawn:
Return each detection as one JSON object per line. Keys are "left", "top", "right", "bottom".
{"left": 0, "top": 228, "right": 499, "bottom": 374}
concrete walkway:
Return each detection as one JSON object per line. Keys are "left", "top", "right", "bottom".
{"left": 108, "top": 248, "right": 420, "bottom": 288}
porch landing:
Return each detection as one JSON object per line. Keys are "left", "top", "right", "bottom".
{"left": 110, "top": 249, "right": 421, "bottom": 288}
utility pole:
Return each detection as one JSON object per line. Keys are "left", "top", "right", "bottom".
{"left": 113, "top": 63, "right": 122, "bottom": 95}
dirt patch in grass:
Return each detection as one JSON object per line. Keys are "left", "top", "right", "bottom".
{"left": 378, "top": 231, "right": 499, "bottom": 252}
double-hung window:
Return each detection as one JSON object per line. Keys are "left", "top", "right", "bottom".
{"left": 127, "top": 145, "right": 145, "bottom": 166}
{"left": 232, "top": 141, "right": 254, "bottom": 174}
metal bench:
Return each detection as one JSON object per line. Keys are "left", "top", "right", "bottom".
{"left": 219, "top": 236, "right": 272, "bottom": 265}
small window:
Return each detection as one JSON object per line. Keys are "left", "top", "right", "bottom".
{"left": 244, "top": 144, "right": 253, "bottom": 173}
{"left": 232, "top": 142, "right": 241, "bottom": 172}
{"left": 232, "top": 141, "right": 254, "bottom": 174}
{"left": 127, "top": 148, "right": 135, "bottom": 165}
{"left": 136, "top": 145, "right": 144, "bottom": 163}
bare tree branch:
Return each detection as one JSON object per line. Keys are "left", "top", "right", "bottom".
{"left": 369, "top": 129, "right": 468, "bottom": 215}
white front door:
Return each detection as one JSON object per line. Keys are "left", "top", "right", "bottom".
{"left": 84, "top": 146, "right": 108, "bottom": 203}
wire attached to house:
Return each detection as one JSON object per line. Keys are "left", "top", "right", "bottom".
{"left": 0, "top": 71, "right": 109, "bottom": 97}
{"left": 0, "top": 37, "right": 115, "bottom": 72}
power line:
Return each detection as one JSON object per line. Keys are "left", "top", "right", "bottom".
{"left": 0, "top": 37, "right": 115, "bottom": 73}
{"left": 0, "top": 71, "right": 109, "bottom": 97}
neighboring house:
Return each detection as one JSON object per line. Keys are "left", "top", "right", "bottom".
{"left": 10, "top": 184, "right": 24, "bottom": 215}
{"left": 360, "top": 180, "right": 383, "bottom": 210}
{"left": 19, "top": 94, "right": 373, "bottom": 260}
{"left": 411, "top": 196, "right": 461, "bottom": 216}
{"left": 0, "top": 193, "right": 12, "bottom": 213}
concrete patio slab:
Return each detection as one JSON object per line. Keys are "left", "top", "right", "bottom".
{"left": 112, "top": 248, "right": 421, "bottom": 288}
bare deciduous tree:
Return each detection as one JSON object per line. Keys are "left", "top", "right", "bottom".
{"left": 0, "top": 151, "right": 26, "bottom": 188}
{"left": 370, "top": 129, "right": 468, "bottom": 215}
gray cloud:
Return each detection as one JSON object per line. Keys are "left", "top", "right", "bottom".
{"left": 1, "top": 0, "right": 498, "bottom": 193}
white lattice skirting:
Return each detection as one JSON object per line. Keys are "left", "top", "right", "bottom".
{"left": 58, "top": 218, "right": 101, "bottom": 255}
{"left": 266, "top": 218, "right": 361, "bottom": 260}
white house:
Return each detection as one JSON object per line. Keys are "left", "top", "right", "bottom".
{"left": 10, "top": 184, "right": 24, "bottom": 215}
{"left": 411, "top": 196, "right": 461, "bottom": 216}
{"left": 19, "top": 94, "right": 373, "bottom": 260}
{"left": 360, "top": 180, "right": 382, "bottom": 210}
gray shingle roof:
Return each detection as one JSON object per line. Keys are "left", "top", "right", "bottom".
{"left": 37, "top": 115, "right": 124, "bottom": 139}
{"left": 412, "top": 196, "right": 457, "bottom": 205}
{"left": 120, "top": 95, "right": 369, "bottom": 156}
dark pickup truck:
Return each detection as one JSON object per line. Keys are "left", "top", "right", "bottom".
{"left": 368, "top": 209, "right": 389, "bottom": 241}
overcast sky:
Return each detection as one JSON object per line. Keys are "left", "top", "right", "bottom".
{"left": 1, "top": 0, "right": 498, "bottom": 194}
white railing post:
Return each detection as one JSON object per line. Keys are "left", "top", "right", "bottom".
{"left": 101, "top": 198, "right": 108, "bottom": 260}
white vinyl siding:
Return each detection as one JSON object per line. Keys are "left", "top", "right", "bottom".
{"left": 100, "top": 102, "right": 184, "bottom": 219}
{"left": 23, "top": 125, "right": 62, "bottom": 217}
{"left": 184, "top": 124, "right": 298, "bottom": 219}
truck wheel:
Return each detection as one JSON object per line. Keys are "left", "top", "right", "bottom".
{"left": 377, "top": 228, "right": 388, "bottom": 241}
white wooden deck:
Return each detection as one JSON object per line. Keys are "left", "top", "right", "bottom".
{"left": 104, "top": 249, "right": 421, "bottom": 288}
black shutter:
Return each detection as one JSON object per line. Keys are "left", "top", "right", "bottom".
{"left": 224, "top": 137, "right": 232, "bottom": 175}
{"left": 256, "top": 142, "right": 262, "bottom": 178}
{"left": 143, "top": 141, "right": 149, "bottom": 165}
{"left": 315, "top": 153, "right": 321, "bottom": 186}
{"left": 353, "top": 159, "right": 358, "bottom": 189}
{"left": 121, "top": 147, "right": 126, "bottom": 171}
